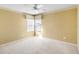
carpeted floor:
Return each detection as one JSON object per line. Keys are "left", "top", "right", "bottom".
{"left": 0, "top": 37, "right": 78, "bottom": 54}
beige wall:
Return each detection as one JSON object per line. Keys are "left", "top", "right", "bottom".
{"left": 0, "top": 9, "right": 29, "bottom": 44}
{"left": 43, "top": 8, "right": 77, "bottom": 44}
{"left": 77, "top": 6, "right": 79, "bottom": 51}
{"left": 0, "top": 7, "right": 77, "bottom": 45}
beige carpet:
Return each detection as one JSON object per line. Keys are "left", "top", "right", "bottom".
{"left": 0, "top": 37, "right": 78, "bottom": 54}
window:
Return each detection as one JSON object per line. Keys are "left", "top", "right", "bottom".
{"left": 35, "top": 15, "right": 42, "bottom": 32}
{"left": 27, "top": 15, "right": 34, "bottom": 32}
{"left": 26, "top": 14, "right": 42, "bottom": 36}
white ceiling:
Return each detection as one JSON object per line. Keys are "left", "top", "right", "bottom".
{"left": 0, "top": 4, "right": 77, "bottom": 15}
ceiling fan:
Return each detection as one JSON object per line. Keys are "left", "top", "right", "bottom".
{"left": 33, "top": 4, "right": 43, "bottom": 10}
{"left": 24, "top": 4, "right": 45, "bottom": 14}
